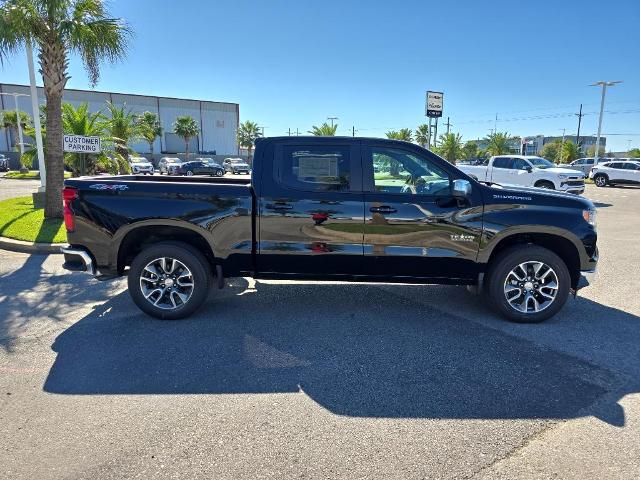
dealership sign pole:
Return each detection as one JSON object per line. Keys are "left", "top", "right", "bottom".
{"left": 425, "top": 91, "right": 444, "bottom": 148}
{"left": 63, "top": 135, "right": 102, "bottom": 176}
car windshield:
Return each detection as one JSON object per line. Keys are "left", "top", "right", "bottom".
{"left": 528, "top": 157, "right": 554, "bottom": 169}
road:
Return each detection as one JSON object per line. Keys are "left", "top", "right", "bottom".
{"left": 0, "top": 174, "right": 40, "bottom": 200}
{"left": 0, "top": 184, "right": 639, "bottom": 479}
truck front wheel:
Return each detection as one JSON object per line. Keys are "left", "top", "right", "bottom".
{"left": 127, "top": 242, "right": 211, "bottom": 320}
{"left": 534, "top": 180, "right": 555, "bottom": 190}
{"left": 485, "top": 245, "right": 570, "bottom": 323}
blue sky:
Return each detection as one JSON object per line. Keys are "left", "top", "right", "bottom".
{"left": 2, "top": 0, "right": 639, "bottom": 151}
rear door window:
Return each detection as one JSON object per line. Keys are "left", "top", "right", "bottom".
{"left": 493, "top": 158, "right": 512, "bottom": 169}
{"left": 279, "top": 146, "right": 351, "bottom": 192}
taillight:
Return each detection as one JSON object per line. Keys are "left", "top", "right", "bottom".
{"left": 62, "top": 187, "right": 78, "bottom": 232}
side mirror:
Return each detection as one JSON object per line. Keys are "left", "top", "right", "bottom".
{"left": 524, "top": 166, "right": 533, "bottom": 173}
{"left": 452, "top": 179, "right": 472, "bottom": 198}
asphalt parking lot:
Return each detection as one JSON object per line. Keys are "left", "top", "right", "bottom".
{"left": 1, "top": 184, "right": 639, "bottom": 479}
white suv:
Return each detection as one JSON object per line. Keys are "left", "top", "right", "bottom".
{"left": 589, "top": 160, "right": 640, "bottom": 187}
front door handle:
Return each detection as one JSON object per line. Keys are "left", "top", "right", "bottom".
{"left": 267, "top": 203, "right": 293, "bottom": 210}
{"left": 370, "top": 205, "right": 397, "bottom": 214}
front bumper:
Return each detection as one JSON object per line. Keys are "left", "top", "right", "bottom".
{"left": 61, "top": 246, "right": 95, "bottom": 275}
{"left": 576, "top": 269, "right": 597, "bottom": 290}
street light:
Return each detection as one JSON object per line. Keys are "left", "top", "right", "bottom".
{"left": 590, "top": 80, "right": 622, "bottom": 163}
{"left": 0, "top": 91, "right": 29, "bottom": 156}
{"left": 327, "top": 117, "right": 338, "bottom": 128}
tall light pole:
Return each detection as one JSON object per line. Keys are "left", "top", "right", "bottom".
{"left": 558, "top": 128, "right": 566, "bottom": 163}
{"left": 327, "top": 117, "right": 338, "bottom": 128}
{"left": 590, "top": 80, "right": 622, "bottom": 162}
{"left": 26, "top": 42, "right": 46, "bottom": 189}
{"left": 0, "top": 92, "right": 29, "bottom": 156}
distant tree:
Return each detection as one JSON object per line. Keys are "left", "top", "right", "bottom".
{"left": 104, "top": 101, "right": 141, "bottom": 164}
{"left": 309, "top": 122, "right": 338, "bottom": 136}
{"left": 136, "top": 111, "right": 163, "bottom": 155}
{"left": 559, "top": 141, "right": 581, "bottom": 164}
{"left": 435, "top": 133, "right": 463, "bottom": 164}
{"left": 586, "top": 145, "right": 606, "bottom": 157}
{"left": 386, "top": 128, "right": 413, "bottom": 142}
{"left": 173, "top": 115, "right": 200, "bottom": 158}
{"left": 461, "top": 141, "right": 480, "bottom": 160}
{"left": 1, "top": 110, "right": 31, "bottom": 148}
{"left": 414, "top": 124, "right": 429, "bottom": 147}
{"left": 540, "top": 140, "right": 561, "bottom": 162}
{"left": 628, "top": 148, "right": 640, "bottom": 158}
{"left": 485, "top": 132, "right": 515, "bottom": 156}
{"left": 237, "top": 120, "right": 261, "bottom": 159}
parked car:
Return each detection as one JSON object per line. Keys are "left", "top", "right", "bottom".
{"left": 458, "top": 155, "right": 585, "bottom": 194}
{"left": 128, "top": 156, "right": 154, "bottom": 175}
{"left": 589, "top": 160, "right": 640, "bottom": 187}
{"left": 223, "top": 157, "right": 251, "bottom": 174}
{"left": 0, "top": 154, "right": 9, "bottom": 172}
{"left": 178, "top": 160, "right": 224, "bottom": 177}
{"left": 566, "top": 158, "right": 596, "bottom": 175}
{"left": 158, "top": 157, "right": 182, "bottom": 175}
{"left": 61, "top": 136, "right": 597, "bottom": 324}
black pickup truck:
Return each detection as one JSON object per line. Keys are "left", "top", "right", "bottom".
{"left": 61, "top": 136, "right": 598, "bottom": 323}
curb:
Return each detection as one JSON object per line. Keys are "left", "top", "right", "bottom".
{"left": 0, "top": 236, "right": 65, "bottom": 254}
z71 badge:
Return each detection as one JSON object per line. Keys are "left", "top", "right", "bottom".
{"left": 89, "top": 184, "right": 129, "bottom": 191}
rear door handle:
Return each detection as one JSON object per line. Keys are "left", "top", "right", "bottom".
{"left": 267, "top": 203, "right": 293, "bottom": 210}
{"left": 370, "top": 206, "right": 397, "bottom": 214}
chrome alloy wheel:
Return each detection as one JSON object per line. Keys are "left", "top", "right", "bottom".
{"left": 139, "top": 257, "right": 194, "bottom": 310}
{"left": 594, "top": 175, "right": 607, "bottom": 187}
{"left": 503, "top": 261, "right": 559, "bottom": 314}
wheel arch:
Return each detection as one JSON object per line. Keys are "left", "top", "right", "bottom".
{"left": 112, "top": 220, "right": 217, "bottom": 275}
{"left": 480, "top": 229, "right": 583, "bottom": 289}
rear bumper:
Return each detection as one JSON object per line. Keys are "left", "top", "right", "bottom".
{"left": 61, "top": 246, "right": 96, "bottom": 275}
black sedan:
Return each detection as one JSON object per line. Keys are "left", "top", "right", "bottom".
{"left": 178, "top": 160, "right": 224, "bottom": 177}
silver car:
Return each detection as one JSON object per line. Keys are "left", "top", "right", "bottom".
{"left": 566, "top": 158, "right": 596, "bottom": 175}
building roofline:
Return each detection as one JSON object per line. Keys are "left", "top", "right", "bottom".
{"left": 0, "top": 83, "right": 239, "bottom": 107}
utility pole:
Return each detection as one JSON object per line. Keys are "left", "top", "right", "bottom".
{"left": 352, "top": 126, "right": 356, "bottom": 137}
{"left": 295, "top": 128, "right": 300, "bottom": 136}
{"left": 327, "top": 117, "right": 338, "bottom": 128}
{"left": 445, "top": 117, "right": 452, "bottom": 135}
{"left": 590, "top": 81, "right": 622, "bottom": 162}
{"left": 26, "top": 42, "right": 45, "bottom": 189}
{"left": 574, "top": 104, "right": 584, "bottom": 153}
{"left": 558, "top": 128, "right": 566, "bottom": 163}
{"left": 494, "top": 113, "right": 498, "bottom": 134}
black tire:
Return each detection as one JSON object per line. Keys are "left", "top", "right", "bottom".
{"left": 593, "top": 174, "right": 608, "bottom": 187}
{"left": 534, "top": 180, "right": 555, "bottom": 190}
{"left": 128, "top": 241, "right": 211, "bottom": 320}
{"left": 215, "top": 170, "right": 223, "bottom": 177}
{"left": 485, "top": 245, "right": 571, "bottom": 323}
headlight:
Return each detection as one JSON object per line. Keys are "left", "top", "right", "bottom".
{"left": 582, "top": 208, "right": 596, "bottom": 226}
{"left": 558, "top": 174, "right": 569, "bottom": 179}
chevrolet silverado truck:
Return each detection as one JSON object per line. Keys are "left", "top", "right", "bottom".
{"left": 61, "top": 137, "right": 597, "bottom": 323}
{"left": 458, "top": 155, "right": 585, "bottom": 194}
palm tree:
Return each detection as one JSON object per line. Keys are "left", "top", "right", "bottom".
{"left": 1, "top": 110, "right": 31, "bottom": 148}
{"left": 386, "top": 128, "right": 413, "bottom": 142}
{"left": 414, "top": 124, "right": 429, "bottom": 147}
{"left": 0, "top": 0, "right": 131, "bottom": 218}
{"left": 309, "top": 122, "right": 338, "bottom": 136}
{"left": 237, "top": 120, "right": 261, "bottom": 159}
{"left": 136, "top": 111, "right": 162, "bottom": 155}
{"left": 485, "top": 132, "right": 514, "bottom": 156}
{"left": 461, "top": 141, "right": 480, "bottom": 160}
{"left": 173, "top": 115, "right": 199, "bottom": 159}
{"left": 104, "top": 101, "right": 139, "bottom": 166}
{"left": 435, "top": 133, "right": 463, "bottom": 164}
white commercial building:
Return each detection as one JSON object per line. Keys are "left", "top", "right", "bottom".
{"left": 0, "top": 83, "right": 239, "bottom": 157}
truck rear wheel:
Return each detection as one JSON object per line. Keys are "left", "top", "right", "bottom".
{"left": 485, "top": 245, "right": 570, "bottom": 323}
{"left": 127, "top": 241, "right": 211, "bottom": 320}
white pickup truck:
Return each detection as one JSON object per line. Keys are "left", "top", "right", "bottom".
{"left": 458, "top": 155, "right": 585, "bottom": 194}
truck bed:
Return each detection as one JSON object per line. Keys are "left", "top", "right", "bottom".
{"left": 84, "top": 174, "right": 252, "bottom": 185}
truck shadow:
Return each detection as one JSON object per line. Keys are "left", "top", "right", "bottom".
{"left": 43, "top": 279, "right": 638, "bottom": 424}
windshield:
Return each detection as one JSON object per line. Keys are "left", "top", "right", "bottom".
{"left": 528, "top": 157, "right": 555, "bottom": 169}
